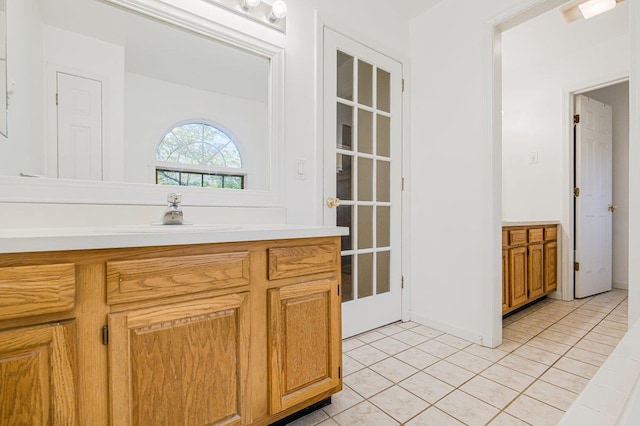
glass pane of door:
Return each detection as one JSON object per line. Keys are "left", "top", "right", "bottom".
{"left": 334, "top": 50, "right": 397, "bottom": 305}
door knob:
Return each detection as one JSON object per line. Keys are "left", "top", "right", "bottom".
{"left": 608, "top": 204, "right": 619, "bottom": 213}
{"left": 326, "top": 197, "right": 341, "bottom": 208}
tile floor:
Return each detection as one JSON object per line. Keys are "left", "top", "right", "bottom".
{"left": 289, "top": 289, "right": 629, "bottom": 426}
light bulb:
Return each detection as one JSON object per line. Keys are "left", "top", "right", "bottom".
{"left": 240, "top": 0, "right": 261, "bottom": 11}
{"left": 269, "top": 0, "right": 287, "bottom": 21}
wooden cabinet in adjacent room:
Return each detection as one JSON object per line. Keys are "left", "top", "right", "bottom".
{"left": 502, "top": 224, "right": 559, "bottom": 315}
{"left": 509, "top": 245, "right": 529, "bottom": 308}
{"left": 502, "top": 249, "right": 509, "bottom": 312}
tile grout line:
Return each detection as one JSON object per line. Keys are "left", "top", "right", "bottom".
{"left": 488, "top": 294, "right": 628, "bottom": 424}
{"left": 321, "top": 292, "right": 628, "bottom": 426}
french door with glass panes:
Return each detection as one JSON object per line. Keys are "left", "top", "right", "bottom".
{"left": 323, "top": 28, "right": 402, "bottom": 338}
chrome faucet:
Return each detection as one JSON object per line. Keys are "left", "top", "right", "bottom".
{"left": 161, "top": 193, "right": 184, "bottom": 225}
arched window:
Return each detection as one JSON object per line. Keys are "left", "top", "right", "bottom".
{"left": 155, "top": 122, "right": 245, "bottom": 189}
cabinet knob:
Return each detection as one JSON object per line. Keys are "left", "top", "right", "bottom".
{"left": 608, "top": 204, "right": 619, "bottom": 213}
{"left": 326, "top": 197, "right": 341, "bottom": 208}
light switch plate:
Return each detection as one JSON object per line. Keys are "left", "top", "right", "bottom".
{"left": 296, "top": 159, "right": 307, "bottom": 179}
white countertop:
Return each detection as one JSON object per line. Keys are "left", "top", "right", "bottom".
{"left": 502, "top": 220, "right": 561, "bottom": 227}
{"left": 0, "top": 224, "right": 349, "bottom": 254}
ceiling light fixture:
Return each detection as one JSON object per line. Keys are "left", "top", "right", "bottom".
{"left": 268, "top": 0, "right": 288, "bottom": 22}
{"left": 579, "top": 0, "right": 617, "bottom": 19}
{"left": 203, "top": 0, "right": 287, "bottom": 32}
{"left": 240, "top": 0, "right": 261, "bottom": 11}
{"left": 560, "top": 0, "right": 624, "bottom": 23}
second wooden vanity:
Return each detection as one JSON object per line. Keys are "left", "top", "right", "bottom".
{"left": 0, "top": 228, "right": 344, "bottom": 425}
{"left": 502, "top": 223, "right": 558, "bottom": 315}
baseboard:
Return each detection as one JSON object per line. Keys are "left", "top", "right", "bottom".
{"left": 409, "top": 312, "right": 484, "bottom": 346}
{"left": 613, "top": 281, "right": 629, "bottom": 290}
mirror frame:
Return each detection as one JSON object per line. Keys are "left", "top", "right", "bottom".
{"left": 0, "top": 0, "right": 7, "bottom": 138}
{"left": 0, "top": 0, "right": 285, "bottom": 207}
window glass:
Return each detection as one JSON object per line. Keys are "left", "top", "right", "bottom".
{"left": 156, "top": 123, "right": 244, "bottom": 189}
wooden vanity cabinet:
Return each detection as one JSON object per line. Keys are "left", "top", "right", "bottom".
{"left": 509, "top": 246, "right": 528, "bottom": 308}
{"left": 0, "top": 263, "right": 79, "bottom": 425}
{"left": 502, "top": 249, "right": 509, "bottom": 312}
{"left": 0, "top": 236, "right": 342, "bottom": 426}
{"left": 266, "top": 243, "right": 342, "bottom": 417}
{"left": 108, "top": 294, "right": 251, "bottom": 426}
{"left": 268, "top": 279, "right": 341, "bottom": 413}
{"left": 502, "top": 225, "right": 558, "bottom": 315}
{"left": 0, "top": 321, "right": 77, "bottom": 425}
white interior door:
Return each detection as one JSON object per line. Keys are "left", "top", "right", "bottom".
{"left": 323, "top": 28, "right": 402, "bottom": 338}
{"left": 57, "top": 72, "right": 103, "bottom": 180}
{"left": 575, "top": 95, "right": 613, "bottom": 298}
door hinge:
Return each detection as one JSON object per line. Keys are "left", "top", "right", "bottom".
{"left": 574, "top": 262, "right": 580, "bottom": 272}
{"left": 337, "top": 284, "right": 340, "bottom": 296}
{"left": 401, "top": 275, "right": 405, "bottom": 289}
{"left": 402, "top": 78, "right": 405, "bottom": 93}
{"left": 55, "top": 93, "right": 59, "bottom": 106}
{"left": 102, "top": 325, "right": 109, "bottom": 345}
{"left": 574, "top": 187, "right": 580, "bottom": 197}
{"left": 338, "top": 366, "right": 342, "bottom": 378}
{"left": 574, "top": 114, "right": 580, "bottom": 124}
{"left": 401, "top": 177, "right": 405, "bottom": 191}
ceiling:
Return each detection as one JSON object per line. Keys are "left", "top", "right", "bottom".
{"left": 38, "top": 0, "right": 269, "bottom": 103}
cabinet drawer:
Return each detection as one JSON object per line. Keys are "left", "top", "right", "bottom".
{"left": 508, "top": 229, "right": 527, "bottom": 246}
{"left": 268, "top": 244, "right": 338, "bottom": 280}
{"left": 528, "top": 228, "right": 544, "bottom": 243}
{"left": 544, "top": 226, "right": 557, "bottom": 241}
{"left": 0, "top": 263, "right": 76, "bottom": 321}
{"left": 106, "top": 252, "right": 250, "bottom": 304}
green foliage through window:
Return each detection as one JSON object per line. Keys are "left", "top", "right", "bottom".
{"left": 156, "top": 123, "right": 244, "bottom": 189}
{"left": 157, "top": 169, "right": 244, "bottom": 189}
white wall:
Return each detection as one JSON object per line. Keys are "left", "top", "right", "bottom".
{"left": 583, "top": 82, "right": 629, "bottom": 289}
{"left": 0, "top": 0, "right": 43, "bottom": 177}
{"left": 124, "top": 73, "right": 268, "bottom": 189}
{"left": 629, "top": 0, "right": 640, "bottom": 326}
{"left": 502, "top": 4, "right": 629, "bottom": 221}
{"left": 409, "top": 0, "right": 507, "bottom": 346}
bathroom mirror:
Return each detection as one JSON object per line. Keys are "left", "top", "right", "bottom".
{"left": 0, "top": 0, "right": 7, "bottom": 137}
{"left": 0, "top": 0, "right": 284, "bottom": 206}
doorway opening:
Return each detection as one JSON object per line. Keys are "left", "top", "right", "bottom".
{"left": 496, "top": 0, "right": 630, "bottom": 341}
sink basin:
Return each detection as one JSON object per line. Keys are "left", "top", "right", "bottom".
{"left": 95, "top": 224, "right": 243, "bottom": 233}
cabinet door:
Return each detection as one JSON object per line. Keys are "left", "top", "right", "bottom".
{"left": 544, "top": 242, "right": 558, "bottom": 293}
{"left": 269, "top": 279, "right": 341, "bottom": 413}
{"left": 509, "top": 247, "right": 528, "bottom": 308}
{"left": 502, "top": 249, "right": 509, "bottom": 313}
{"left": 528, "top": 244, "right": 544, "bottom": 299}
{"left": 0, "top": 322, "right": 77, "bottom": 425}
{"left": 108, "top": 294, "right": 250, "bottom": 426}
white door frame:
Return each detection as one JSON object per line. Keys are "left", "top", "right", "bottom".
{"left": 315, "top": 16, "right": 409, "bottom": 328}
